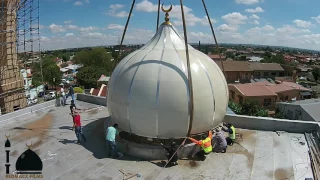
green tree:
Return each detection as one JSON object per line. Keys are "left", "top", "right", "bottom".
{"left": 312, "top": 67, "right": 320, "bottom": 81}
{"left": 228, "top": 101, "right": 242, "bottom": 114}
{"left": 240, "top": 55, "right": 247, "bottom": 61}
{"left": 76, "top": 66, "right": 104, "bottom": 88}
{"left": 43, "top": 64, "right": 62, "bottom": 87}
{"left": 231, "top": 99, "right": 268, "bottom": 117}
{"left": 74, "top": 47, "right": 113, "bottom": 88}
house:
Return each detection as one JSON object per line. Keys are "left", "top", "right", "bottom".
{"left": 249, "top": 62, "right": 285, "bottom": 79}
{"left": 208, "top": 54, "right": 225, "bottom": 61}
{"left": 60, "top": 64, "right": 82, "bottom": 76}
{"left": 276, "top": 99, "right": 320, "bottom": 122}
{"left": 229, "top": 83, "right": 278, "bottom": 108}
{"left": 215, "top": 61, "right": 253, "bottom": 83}
{"left": 228, "top": 81, "right": 312, "bottom": 109}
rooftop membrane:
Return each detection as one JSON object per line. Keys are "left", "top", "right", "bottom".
{"left": 0, "top": 100, "right": 315, "bottom": 180}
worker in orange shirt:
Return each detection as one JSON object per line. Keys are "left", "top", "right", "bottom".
{"left": 188, "top": 131, "right": 213, "bottom": 161}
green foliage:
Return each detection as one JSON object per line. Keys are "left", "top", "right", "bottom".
{"left": 229, "top": 99, "right": 268, "bottom": 117}
{"left": 261, "top": 53, "right": 285, "bottom": 64}
{"left": 312, "top": 67, "right": 320, "bottom": 81}
{"left": 74, "top": 47, "right": 113, "bottom": 88}
{"left": 228, "top": 101, "right": 242, "bottom": 114}
{"left": 32, "top": 56, "right": 62, "bottom": 87}
{"left": 73, "top": 87, "right": 84, "bottom": 93}
{"left": 240, "top": 55, "right": 247, "bottom": 61}
{"left": 274, "top": 108, "right": 284, "bottom": 119}
{"left": 43, "top": 64, "right": 62, "bottom": 87}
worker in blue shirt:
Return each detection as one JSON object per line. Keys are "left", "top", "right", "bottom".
{"left": 106, "top": 123, "right": 123, "bottom": 158}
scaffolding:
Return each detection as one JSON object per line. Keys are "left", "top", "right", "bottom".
{"left": 0, "top": 0, "right": 40, "bottom": 114}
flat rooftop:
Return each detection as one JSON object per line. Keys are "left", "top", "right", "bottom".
{"left": 0, "top": 101, "right": 315, "bottom": 180}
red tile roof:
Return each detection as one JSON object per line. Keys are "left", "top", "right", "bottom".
{"left": 230, "top": 84, "right": 277, "bottom": 96}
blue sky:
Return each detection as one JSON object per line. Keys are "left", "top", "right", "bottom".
{"left": 38, "top": 0, "right": 320, "bottom": 50}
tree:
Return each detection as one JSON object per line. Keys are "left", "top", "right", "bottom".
{"left": 74, "top": 47, "right": 113, "bottom": 88}
{"left": 43, "top": 64, "right": 62, "bottom": 87}
{"left": 76, "top": 66, "right": 104, "bottom": 88}
{"left": 229, "top": 99, "right": 268, "bottom": 117}
{"left": 312, "top": 67, "right": 320, "bottom": 82}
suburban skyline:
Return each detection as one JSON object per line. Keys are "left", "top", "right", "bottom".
{"left": 37, "top": 0, "right": 320, "bottom": 51}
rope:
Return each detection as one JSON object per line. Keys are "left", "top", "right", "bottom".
{"left": 201, "top": 0, "right": 226, "bottom": 76}
{"left": 180, "top": 0, "right": 195, "bottom": 138}
{"left": 113, "top": 0, "right": 136, "bottom": 69}
{"left": 156, "top": 0, "right": 161, "bottom": 31}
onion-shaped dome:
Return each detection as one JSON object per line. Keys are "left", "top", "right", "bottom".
{"left": 16, "top": 149, "right": 43, "bottom": 174}
{"left": 107, "top": 22, "right": 228, "bottom": 139}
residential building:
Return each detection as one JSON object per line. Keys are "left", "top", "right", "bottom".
{"left": 229, "top": 83, "right": 278, "bottom": 108}
{"left": 216, "top": 61, "right": 253, "bottom": 83}
{"left": 20, "top": 69, "right": 33, "bottom": 90}
{"left": 228, "top": 81, "right": 312, "bottom": 109}
{"left": 249, "top": 62, "right": 285, "bottom": 79}
{"left": 207, "top": 54, "right": 225, "bottom": 61}
{"left": 60, "top": 64, "right": 82, "bottom": 76}
{"left": 276, "top": 99, "right": 320, "bottom": 122}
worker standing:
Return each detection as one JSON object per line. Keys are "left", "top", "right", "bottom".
{"left": 222, "top": 123, "right": 236, "bottom": 145}
{"left": 160, "top": 142, "right": 179, "bottom": 166}
{"left": 72, "top": 112, "right": 87, "bottom": 144}
{"left": 188, "top": 131, "right": 213, "bottom": 161}
{"left": 106, "top": 123, "right": 123, "bottom": 159}
{"left": 212, "top": 129, "right": 227, "bottom": 153}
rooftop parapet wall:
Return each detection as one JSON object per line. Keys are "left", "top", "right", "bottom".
{"left": 225, "top": 114, "right": 320, "bottom": 134}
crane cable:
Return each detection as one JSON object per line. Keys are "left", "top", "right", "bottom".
{"left": 201, "top": 0, "right": 226, "bottom": 76}
{"left": 156, "top": 0, "right": 161, "bottom": 31}
{"left": 113, "top": 0, "right": 136, "bottom": 70}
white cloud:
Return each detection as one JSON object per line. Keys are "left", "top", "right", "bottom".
{"left": 293, "top": 19, "right": 313, "bottom": 28}
{"left": 262, "top": 25, "right": 274, "bottom": 31}
{"left": 135, "top": 0, "right": 216, "bottom": 27}
{"left": 65, "top": 25, "right": 99, "bottom": 32}
{"left": 49, "top": 24, "right": 66, "bottom": 33}
{"left": 217, "top": 24, "right": 238, "bottom": 32}
{"left": 74, "top": 1, "right": 82, "bottom": 6}
{"left": 107, "top": 24, "right": 124, "bottom": 30}
{"left": 65, "top": 33, "right": 74, "bottom": 37}
{"left": 312, "top": 15, "right": 320, "bottom": 24}
{"left": 276, "top": 25, "right": 310, "bottom": 34}
{"left": 110, "top": 4, "right": 124, "bottom": 10}
{"left": 250, "top": 14, "right": 260, "bottom": 19}
{"left": 235, "top": 0, "right": 262, "bottom": 5}
{"left": 245, "top": 7, "right": 264, "bottom": 13}
{"left": 222, "top": 12, "right": 248, "bottom": 25}
{"left": 64, "top": 20, "right": 72, "bottom": 24}
{"left": 252, "top": 20, "right": 260, "bottom": 25}
{"left": 107, "top": 3, "right": 129, "bottom": 18}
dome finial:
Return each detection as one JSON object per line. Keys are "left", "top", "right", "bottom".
{"left": 5, "top": 133, "right": 10, "bottom": 139}
{"left": 161, "top": 3, "right": 172, "bottom": 25}
{"left": 26, "top": 142, "right": 32, "bottom": 149}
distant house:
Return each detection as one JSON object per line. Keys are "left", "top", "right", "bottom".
{"left": 216, "top": 61, "right": 253, "bottom": 83}
{"left": 249, "top": 62, "right": 285, "bottom": 79}
{"left": 60, "top": 64, "right": 82, "bottom": 76}
{"left": 276, "top": 99, "right": 320, "bottom": 122}
{"left": 207, "top": 54, "right": 225, "bottom": 61}
{"left": 228, "top": 81, "right": 312, "bottom": 109}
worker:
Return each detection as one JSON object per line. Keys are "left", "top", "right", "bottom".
{"left": 72, "top": 112, "right": 87, "bottom": 144}
{"left": 188, "top": 131, "right": 213, "bottom": 161}
{"left": 106, "top": 123, "right": 123, "bottom": 159}
{"left": 160, "top": 141, "right": 179, "bottom": 166}
{"left": 222, "top": 122, "right": 236, "bottom": 145}
{"left": 70, "top": 100, "right": 81, "bottom": 130}
{"left": 212, "top": 129, "right": 227, "bottom": 153}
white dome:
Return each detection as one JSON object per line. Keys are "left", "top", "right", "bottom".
{"left": 107, "top": 23, "right": 228, "bottom": 139}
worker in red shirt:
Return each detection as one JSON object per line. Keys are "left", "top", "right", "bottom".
{"left": 72, "top": 112, "right": 87, "bottom": 144}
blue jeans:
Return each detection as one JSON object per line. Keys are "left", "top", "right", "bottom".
{"left": 106, "top": 140, "right": 118, "bottom": 158}
{"left": 75, "top": 126, "right": 86, "bottom": 143}
{"left": 66, "top": 93, "right": 74, "bottom": 101}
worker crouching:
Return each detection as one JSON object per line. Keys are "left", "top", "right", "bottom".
{"left": 188, "top": 131, "right": 213, "bottom": 161}
{"left": 161, "top": 142, "right": 179, "bottom": 167}
{"left": 212, "top": 129, "right": 227, "bottom": 153}
{"left": 222, "top": 123, "right": 236, "bottom": 145}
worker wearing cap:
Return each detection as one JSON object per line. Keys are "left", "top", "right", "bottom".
{"left": 188, "top": 131, "right": 213, "bottom": 161}
{"left": 222, "top": 122, "right": 236, "bottom": 145}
